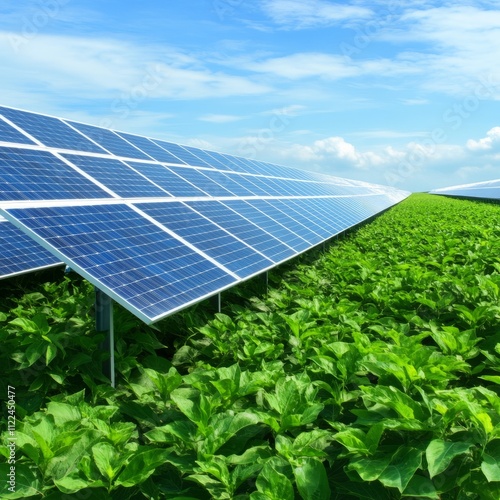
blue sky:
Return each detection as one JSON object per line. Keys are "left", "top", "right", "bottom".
{"left": 1, "top": 0, "right": 500, "bottom": 192}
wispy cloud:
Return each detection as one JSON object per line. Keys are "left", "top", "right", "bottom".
{"left": 0, "top": 31, "right": 272, "bottom": 103}
{"left": 259, "top": 0, "right": 372, "bottom": 29}
{"left": 198, "top": 114, "right": 245, "bottom": 123}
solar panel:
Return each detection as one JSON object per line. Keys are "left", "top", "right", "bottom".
{"left": 431, "top": 179, "right": 500, "bottom": 201}
{"left": 0, "top": 217, "right": 61, "bottom": 278}
{"left": 0, "top": 105, "right": 410, "bottom": 323}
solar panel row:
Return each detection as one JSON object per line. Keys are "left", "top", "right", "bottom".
{"left": 431, "top": 179, "right": 500, "bottom": 201}
{"left": 0, "top": 105, "right": 410, "bottom": 323}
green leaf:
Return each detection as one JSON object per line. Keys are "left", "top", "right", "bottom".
{"left": 402, "top": 474, "right": 439, "bottom": 499}
{"left": 426, "top": 440, "right": 473, "bottom": 479}
{"left": 46, "top": 402, "right": 82, "bottom": 427}
{"left": 482, "top": 452, "right": 500, "bottom": 482}
{"left": 0, "top": 463, "right": 43, "bottom": 499}
{"left": 116, "top": 448, "right": 171, "bottom": 487}
{"left": 9, "top": 317, "right": 39, "bottom": 333}
{"left": 92, "top": 442, "right": 123, "bottom": 481}
{"left": 45, "top": 429, "right": 102, "bottom": 480}
{"left": 293, "top": 458, "right": 331, "bottom": 500}
{"left": 203, "top": 411, "right": 261, "bottom": 455}
{"left": 378, "top": 447, "right": 422, "bottom": 493}
{"left": 46, "top": 343, "right": 57, "bottom": 366}
{"left": 254, "top": 461, "right": 294, "bottom": 500}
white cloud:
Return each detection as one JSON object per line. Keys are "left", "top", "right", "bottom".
{"left": 466, "top": 127, "right": 500, "bottom": 151}
{"left": 245, "top": 52, "right": 418, "bottom": 81}
{"left": 259, "top": 0, "right": 372, "bottom": 29}
{"left": 384, "top": 6, "right": 500, "bottom": 97}
{"left": 198, "top": 114, "right": 244, "bottom": 123}
{"left": 0, "top": 31, "right": 271, "bottom": 104}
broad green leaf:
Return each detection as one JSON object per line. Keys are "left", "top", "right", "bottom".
{"left": 116, "top": 448, "right": 171, "bottom": 487}
{"left": 482, "top": 452, "right": 500, "bottom": 482}
{"left": 254, "top": 462, "right": 294, "bottom": 500}
{"left": 46, "top": 402, "right": 82, "bottom": 427}
{"left": 0, "top": 463, "right": 43, "bottom": 499}
{"left": 170, "top": 388, "right": 212, "bottom": 430}
{"left": 45, "top": 429, "right": 102, "bottom": 480}
{"left": 293, "top": 458, "right": 331, "bottom": 500}
{"left": 425, "top": 440, "right": 473, "bottom": 478}
{"left": 92, "top": 442, "right": 123, "bottom": 481}
{"left": 9, "top": 317, "right": 39, "bottom": 333}
{"left": 203, "top": 411, "right": 261, "bottom": 455}
{"left": 378, "top": 447, "right": 422, "bottom": 493}
{"left": 145, "top": 419, "right": 197, "bottom": 445}
{"left": 54, "top": 473, "right": 105, "bottom": 494}
{"left": 333, "top": 428, "right": 370, "bottom": 455}
{"left": 402, "top": 474, "right": 439, "bottom": 498}
{"left": 348, "top": 455, "right": 392, "bottom": 482}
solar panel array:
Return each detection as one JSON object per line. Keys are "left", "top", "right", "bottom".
{"left": 431, "top": 179, "right": 500, "bottom": 201}
{"left": 0, "top": 105, "right": 410, "bottom": 323}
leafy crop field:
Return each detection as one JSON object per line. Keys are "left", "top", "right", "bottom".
{"left": 2, "top": 193, "right": 500, "bottom": 499}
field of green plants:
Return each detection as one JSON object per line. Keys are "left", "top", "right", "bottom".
{"left": 2, "top": 193, "right": 500, "bottom": 499}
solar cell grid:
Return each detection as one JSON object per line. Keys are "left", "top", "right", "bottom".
{"left": 0, "top": 117, "right": 36, "bottom": 145}
{"left": 116, "top": 132, "right": 187, "bottom": 164}
{"left": 124, "top": 162, "right": 207, "bottom": 197}
{"left": 0, "top": 148, "right": 111, "bottom": 201}
{"left": 247, "top": 199, "right": 323, "bottom": 245}
{"left": 186, "top": 200, "right": 296, "bottom": 263}
{"left": 174, "top": 167, "right": 234, "bottom": 197}
{"left": 62, "top": 154, "right": 169, "bottom": 198}
{"left": 151, "top": 139, "right": 214, "bottom": 168}
{"left": 0, "top": 106, "right": 107, "bottom": 153}
{"left": 223, "top": 199, "right": 311, "bottom": 252}
{"left": 67, "top": 121, "right": 151, "bottom": 160}
{"left": 135, "top": 202, "right": 273, "bottom": 278}
{"left": 0, "top": 219, "right": 61, "bottom": 278}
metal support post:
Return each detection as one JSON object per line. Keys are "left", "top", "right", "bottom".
{"left": 95, "top": 287, "right": 115, "bottom": 388}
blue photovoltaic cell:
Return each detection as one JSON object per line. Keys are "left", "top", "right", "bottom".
{"left": 135, "top": 202, "right": 273, "bottom": 278}
{"left": 220, "top": 154, "right": 260, "bottom": 174}
{"left": 0, "top": 219, "right": 61, "bottom": 278}
{"left": 186, "top": 200, "right": 295, "bottom": 262}
{"left": 200, "top": 170, "right": 255, "bottom": 196}
{"left": 62, "top": 154, "right": 169, "bottom": 198}
{"left": 181, "top": 145, "right": 230, "bottom": 170}
{"left": 67, "top": 121, "right": 151, "bottom": 160}
{"left": 151, "top": 139, "right": 214, "bottom": 168}
{"left": 125, "top": 162, "right": 207, "bottom": 197}
{"left": 0, "top": 117, "right": 36, "bottom": 145}
{"left": 222, "top": 199, "right": 310, "bottom": 252}
{"left": 6, "top": 204, "right": 235, "bottom": 322}
{"left": 282, "top": 199, "right": 342, "bottom": 237}
{"left": 174, "top": 168, "right": 234, "bottom": 197}
{"left": 231, "top": 174, "right": 272, "bottom": 196}
{"left": 0, "top": 148, "right": 111, "bottom": 201}
{"left": 247, "top": 199, "right": 323, "bottom": 245}
{"left": 0, "top": 106, "right": 107, "bottom": 153}
{"left": 116, "top": 132, "right": 187, "bottom": 164}
{"left": 210, "top": 152, "right": 248, "bottom": 173}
